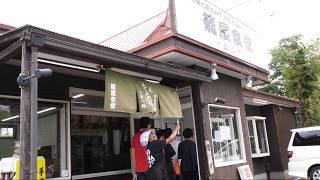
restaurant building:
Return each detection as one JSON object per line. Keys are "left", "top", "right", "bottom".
{"left": 0, "top": 1, "right": 299, "bottom": 179}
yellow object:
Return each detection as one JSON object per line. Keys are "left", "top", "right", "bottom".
{"left": 15, "top": 157, "right": 46, "bottom": 180}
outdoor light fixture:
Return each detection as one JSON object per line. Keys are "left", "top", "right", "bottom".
{"left": 246, "top": 76, "right": 253, "bottom": 88}
{"left": 214, "top": 97, "right": 226, "bottom": 104}
{"left": 252, "top": 98, "right": 269, "bottom": 105}
{"left": 38, "top": 52, "right": 100, "bottom": 73}
{"left": 145, "top": 79, "right": 160, "bottom": 84}
{"left": 72, "top": 93, "right": 85, "bottom": 99}
{"left": 1, "top": 107, "right": 57, "bottom": 122}
{"left": 38, "top": 59, "right": 99, "bottom": 73}
{"left": 1, "top": 115, "right": 20, "bottom": 122}
{"left": 17, "top": 68, "right": 53, "bottom": 87}
{"left": 211, "top": 64, "right": 219, "bottom": 81}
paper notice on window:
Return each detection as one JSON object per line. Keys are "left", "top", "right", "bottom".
{"left": 220, "top": 126, "right": 231, "bottom": 140}
{"left": 214, "top": 131, "right": 222, "bottom": 142}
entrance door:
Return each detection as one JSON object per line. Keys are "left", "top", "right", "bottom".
{"left": 177, "top": 86, "right": 201, "bottom": 179}
{"left": 70, "top": 88, "right": 132, "bottom": 179}
{"left": 130, "top": 112, "right": 157, "bottom": 136}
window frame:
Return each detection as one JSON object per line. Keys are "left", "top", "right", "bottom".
{"left": 0, "top": 125, "right": 17, "bottom": 139}
{"left": 246, "top": 116, "right": 270, "bottom": 158}
{"left": 0, "top": 94, "right": 71, "bottom": 180}
{"left": 208, "top": 104, "right": 247, "bottom": 167}
{"left": 69, "top": 88, "right": 132, "bottom": 179}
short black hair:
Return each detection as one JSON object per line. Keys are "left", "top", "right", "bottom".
{"left": 183, "top": 128, "right": 193, "bottom": 138}
{"left": 164, "top": 128, "right": 172, "bottom": 139}
{"left": 140, "top": 117, "right": 151, "bottom": 128}
{"left": 156, "top": 129, "right": 165, "bottom": 139}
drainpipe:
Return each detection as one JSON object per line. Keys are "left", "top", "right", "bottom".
{"left": 264, "top": 156, "right": 270, "bottom": 180}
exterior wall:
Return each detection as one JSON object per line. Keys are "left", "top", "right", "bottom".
{"left": 196, "top": 74, "right": 252, "bottom": 180}
{"left": 262, "top": 105, "right": 285, "bottom": 178}
{"left": 274, "top": 106, "right": 296, "bottom": 171}
{"left": 245, "top": 104, "right": 297, "bottom": 179}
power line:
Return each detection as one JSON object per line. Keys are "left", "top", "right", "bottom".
{"left": 248, "top": 10, "right": 275, "bottom": 25}
{"left": 225, "top": 0, "right": 252, "bottom": 12}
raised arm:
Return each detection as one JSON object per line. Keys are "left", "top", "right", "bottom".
{"left": 165, "top": 120, "right": 180, "bottom": 144}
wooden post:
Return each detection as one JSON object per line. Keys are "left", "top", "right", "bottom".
{"left": 19, "top": 33, "right": 45, "bottom": 180}
{"left": 30, "top": 46, "right": 38, "bottom": 180}
{"left": 20, "top": 41, "right": 32, "bottom": 180}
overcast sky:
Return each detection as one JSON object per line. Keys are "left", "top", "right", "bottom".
{"left": 1, "top": 0, "right": 319, "bottom": 69}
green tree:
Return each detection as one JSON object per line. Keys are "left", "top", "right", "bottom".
{"left": 260, "top": 35, "right": 320, "bottom": 126}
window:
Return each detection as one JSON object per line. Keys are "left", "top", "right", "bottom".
{"left": 293, "top": 130, "right": 320, "bottom": 146}
{"left": 70, "top": 88, "right": 131, "bottom": 177}
{"left": 70, "top": 88, "right": 105, "bottom": 111}
{"left": 209, "top": 105, "right": 245, "bottom": 166}
{"left": 0, "top": 126, "right": 16, "bottom": 138}
{"left": 0, "top": 97, "right": 69, "bottom": 178}
{"left": 70, "top": 114, "right": 131, "bottom": 175}
{"left": 247, "top": 116, "right": 269, "bottom": 158}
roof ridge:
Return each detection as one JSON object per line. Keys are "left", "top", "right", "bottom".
{"left": 99, "top": 10, "right": 167, "bottom": 45}
{"left": 0, "top": 23, "right": 15, "bottom": 31}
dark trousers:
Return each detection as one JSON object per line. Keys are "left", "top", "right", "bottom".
{"left": 175, "top": 175, "right": 182, "bottom": 180}
{"left": 137, "top": 172, "right": 148, "bottom": 180}
{"left": 181, "top": 171, "right": 198, "bottom": 180}
{"left": 146, "top": 166, "right": 169, "bottom": 180}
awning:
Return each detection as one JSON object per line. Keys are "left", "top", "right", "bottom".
{"left": 104, "top": 70, "right": 182, "bottom": 118}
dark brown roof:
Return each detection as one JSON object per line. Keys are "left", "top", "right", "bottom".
{"left": 243, "top": 88, "right": 300, "bottom": 107}
{"left": 0, "top": 25, "right": 211, "bottom": 83}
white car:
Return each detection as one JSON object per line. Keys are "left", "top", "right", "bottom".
{"left": 287, "top": 126, "right": 320, "bottom": 180}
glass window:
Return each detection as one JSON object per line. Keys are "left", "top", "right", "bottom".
{"left": 247, "top": 117, "right": 269, "bottom": 157}
{"left": 0, "top": 97, "right": 68, "bottom": 178}
{"left": 70, "top": 88, "right": 105, "bottom": 110}
{"left": 71, "top": 114, "right": 131, "bottom": 175}
{"left": 71, "top": 94, "right": 104, "bottom": 110}
{"left": 209, "top": 106, "right": 244, "bottom": 165}
{"left": 293, "top": 130, "right": 320, "bottom": 146}
{"left": 248, "top": 120, "right": 256, "bottom": 154}
{"left": 0, "top": 126, "right": 16, "bottom": 138}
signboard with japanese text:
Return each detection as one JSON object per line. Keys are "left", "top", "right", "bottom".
{"left": 237, "top": 164, "right": 254, "bottom": 180}
{"left": 174, "top": 0, "right": 259, "bottom": 65}
{"left": 15, "top": 156, "right": 46, "bottom": 180}
{"left": 205, "top": 140, "right": 214, "bottom": 175}
{"left": 104, "top": 70, "right": 182, "bottom": 118}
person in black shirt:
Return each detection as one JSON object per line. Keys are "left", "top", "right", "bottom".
{"left": 140, "top": 120, "right": 180, "bottom": 180}
{"left": 162, "top": 129, "right": 176, "bottom": 180}
{"left": 178, "top": 128, "right": 199, "bottom": 180}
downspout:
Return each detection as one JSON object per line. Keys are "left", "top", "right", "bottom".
{"left": 191, "top": 83, "right": 209, "bottom": 179}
